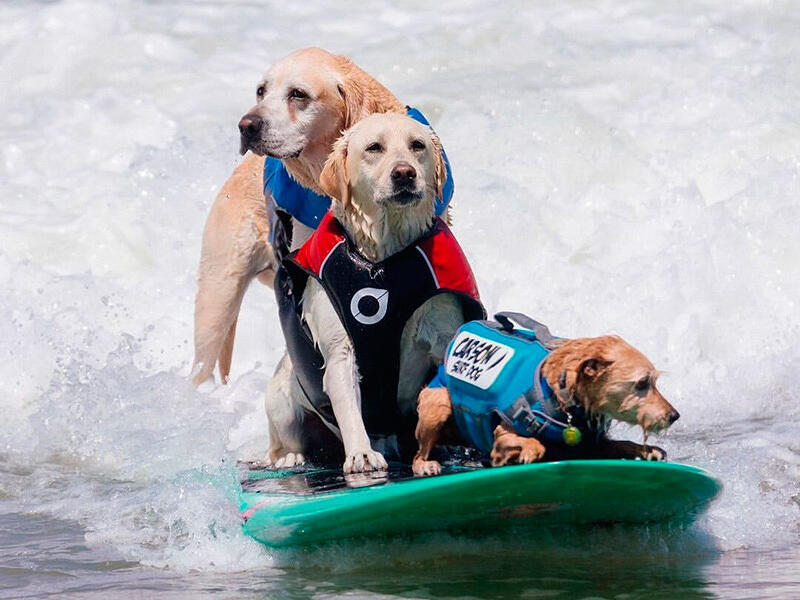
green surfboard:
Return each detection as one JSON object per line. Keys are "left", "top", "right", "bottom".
{"left": 239, "top": 460, "right": 721, "bottom": 548}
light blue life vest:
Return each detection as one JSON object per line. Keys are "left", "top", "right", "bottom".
{"left": 263, "top": 106, "right": 453, "bottom": 235}
{"left": 429, "top": 313, "right": 607, "bottom": 456}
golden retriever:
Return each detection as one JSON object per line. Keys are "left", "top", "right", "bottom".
{"left": 413, "top": 332, "right": 680, "bottom": 476}
{"left": 192, "top": 48, "right": 404, "bottom": 386}
{"left": 264, "top": 113, "right": 481, "bottom": 473}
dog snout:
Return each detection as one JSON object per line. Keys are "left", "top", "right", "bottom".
{"left": 637, "top": 391, "right": 680, "bottom": 432}
{"left": 391, "top": 162, "right": 416, "bottom": 188}
{"left": 238, "top": 114, "right": 263, "bottom": 140}
{"left": 238, "top": 113, "right": 264, "bottom": 155}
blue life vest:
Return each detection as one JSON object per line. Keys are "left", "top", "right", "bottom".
{"left": 263, "top": 106, "right": 453, "bottom": 238}
{"left": 429, "top": 313, "right": 608, "bottom": 458}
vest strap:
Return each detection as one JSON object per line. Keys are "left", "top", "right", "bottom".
{"left": 494, "top": 312, "right": 559, "bottom": 349}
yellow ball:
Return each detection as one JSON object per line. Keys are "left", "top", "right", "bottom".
{"left": 563, "top": 426, "right": 582, "bottom": 446}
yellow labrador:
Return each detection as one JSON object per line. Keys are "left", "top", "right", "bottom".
{"left": 265, "top": 113, "right": 481, "bottom": 472}
{"left": 193, "top": 48, "right": 404, "bottom": 386}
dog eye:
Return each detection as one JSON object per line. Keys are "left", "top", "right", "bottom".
{"left": 410, "top": 140, "right": 425, "bottom": 151}
{"left": 288, "top": 88, "right": 309, "bottom": 100}
{"left": 256, "top": 85, "right": 265, "bottom": 98}
{"left": 365, "top": 142, "right": 383, "bottom": 153}
{"left": 634, "top": 378, "right": 650, "bottom": 392}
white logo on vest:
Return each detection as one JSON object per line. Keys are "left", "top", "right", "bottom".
{"left": 350, "top": 287, "right": 389, "bottom": 325}
{"left": 445, "top": 331, "right": 515, "bottom": 390}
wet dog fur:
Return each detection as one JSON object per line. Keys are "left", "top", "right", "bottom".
{"left": 413, "top": 334, "right": 680, "bottom": 476}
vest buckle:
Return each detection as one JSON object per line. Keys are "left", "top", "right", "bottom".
{"left": 508, "top": 397, "right": 546, "bottom": 436}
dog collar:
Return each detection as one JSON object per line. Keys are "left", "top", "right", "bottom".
{"left": 514, "top": 367, "right": 584, "bottom": 446}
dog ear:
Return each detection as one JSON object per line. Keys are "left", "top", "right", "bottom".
{"left": 430, "top": 132, "right": 446, "bottom": 201}
{"left": 337, "top": 79, "right": 365, "bottom": 130}
{"left": 578, "top": 358, "right": 612, "bottom": 381}
{"left": 555, "top": 357, "right": 612, "bottom": 408}
{"left": 336, "top": 55, "right": 398, "bottom": 129}
{"left": 320, "top": 134, "right": 351, "bottom": 208}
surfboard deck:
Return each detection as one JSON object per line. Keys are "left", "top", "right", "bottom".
{"left": 239, "top": 460, "right": 721, "bottom": 548}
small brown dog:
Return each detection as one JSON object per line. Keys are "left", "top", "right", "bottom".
{"left": 412, "top": 315, "right": 679, "bottom": 476}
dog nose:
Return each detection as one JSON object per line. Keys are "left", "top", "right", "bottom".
{"left": 238, "top": 114, "right": 263, "bottom": 140}
{"left": 668, "top": 410, "right": 680, "bottom": 424}
{"left": 391, "top": 163, "right": 416, "bottom": 186}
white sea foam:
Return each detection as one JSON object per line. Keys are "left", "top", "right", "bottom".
{"left": 1, "top": 0, "right": 798, "bottom": 574}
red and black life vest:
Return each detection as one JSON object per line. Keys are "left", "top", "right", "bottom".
{"left": 277, "top": 211, "right": 485, "bottom": 452}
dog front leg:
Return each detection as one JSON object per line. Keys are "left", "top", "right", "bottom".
{"left": 490, "top": 423, "right": 546, "bottom": 467}
{"left": 591, "top": 438, "right": 667, "bottom": 461}
{"left": 322, "top": 341, "right": 388, "bottom": 474}
{"left": 304, "top": 281, "right": 387, "bottom": 474}
{"left": 412, "top": 387, "right": 453, "bottom": 476}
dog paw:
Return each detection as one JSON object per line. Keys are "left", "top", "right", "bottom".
{"left": 273, "top": 452, "right": 306, "bottom": 469}
{"left": 491, "top": 439, "right": 545, "bottom": 466}
{"left": 490, "top": 449, "right": 515, "bottom": 467}
{"left": 412, "top": 459, "right": 442, "bottom": 476}
{"left": 343, "top": 450, "right": 388, "bottom": 474}
{"left": 518, "top": 442, "right": 546, "bottom": 464}
{"left": 642, "top": 446, "right": 667, "bottom": 461}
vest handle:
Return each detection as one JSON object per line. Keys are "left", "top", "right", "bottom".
{"left": 494, "top": 312, "right": 558, "bottom": 348}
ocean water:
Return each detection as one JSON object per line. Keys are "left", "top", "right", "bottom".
{"left": 1, "top": 0, "right": 799, "bottom": 598}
